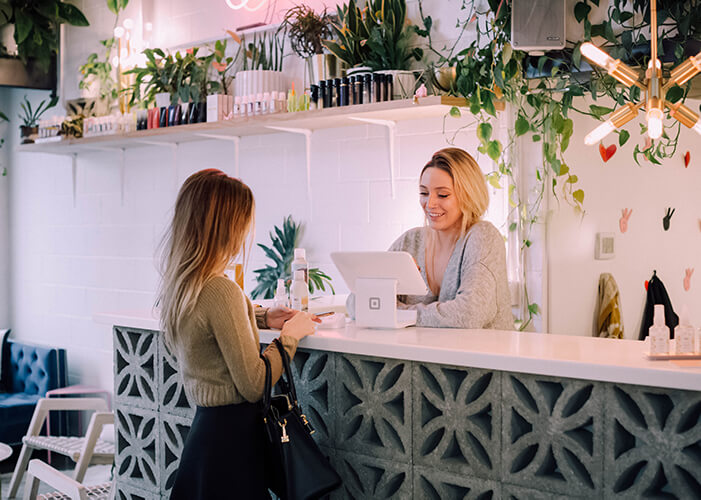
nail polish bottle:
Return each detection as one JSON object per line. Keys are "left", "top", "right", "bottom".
{"left": 319, "top": 81, "right": 328, "bottom": 108}
{"left": 363, "top": 74, "right": 371, "bottom": 104}
{"left": 334, "top": 78, "right": 342, "bottom": 107}
{"left": 340, "top": 77, "right": 350, "bottom": 107}
{"left": 326, "top": 79, "right": 335, "bottom": 107}
{"left": 310, "top": 85, "right": 319, "bottom": 111}
{"left": 373, "top": 73, "right": 382, "bottom": 103}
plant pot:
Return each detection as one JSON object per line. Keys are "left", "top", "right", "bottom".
{"left": 346, "top": 65, "right": 372, "bottom": 79}
{"left": 433, "top": 66, "right": 457, "bottom": 94}
{"left": 376, "top": 70, "right": 417, "bottom": 99}
{"left": 20, "top": 125, "right": 38, "bottom": 144}
{"left": 155, "top": 92, "right": 171, "bottom": 109}
{"left": 234, "top": 70, "right": 287, "bottom": 98}
{"left": 305, "top": 54, "right": 340, "bottom": 90}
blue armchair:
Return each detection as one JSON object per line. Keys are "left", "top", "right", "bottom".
{"left": 0, "top": 338, "right": 67, "bottom": 445}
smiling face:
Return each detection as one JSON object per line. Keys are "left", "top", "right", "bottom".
{"left": 419, "top": 167, "right": 462, "bottom": 234}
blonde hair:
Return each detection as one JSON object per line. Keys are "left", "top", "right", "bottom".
{"left": 421, "top": 147, "right": 489, "bottom": 238}
{"left": 157, "top": 169, "right": 254, "bottom": 350}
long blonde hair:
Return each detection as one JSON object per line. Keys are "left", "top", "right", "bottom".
{"left": 421, "top": 147, "right": 489, "bottom": 238}
{"left": 157, "top": 169, "right": 254, "bottom": 350}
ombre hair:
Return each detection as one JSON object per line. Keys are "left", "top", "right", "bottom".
{"left": 420, "top": 148, "right": 489, "bottom": 238}
{"left": 157, "top": 169, "right": 254, "bottom": 350}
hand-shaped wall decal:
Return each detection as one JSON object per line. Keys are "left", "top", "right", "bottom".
{"left": 663, "top": 208, "right": 675, "bottom": 231}
{"left": 619, "top": 208, "right": 632, "bottom": 233}
{"left": 684, "top": 268, "right": 694, "bottom": 291}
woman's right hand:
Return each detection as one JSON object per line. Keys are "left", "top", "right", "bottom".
{"left": 280, "top": 311, "right": 317, "bottom": 341}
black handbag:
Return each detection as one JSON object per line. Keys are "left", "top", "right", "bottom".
{"left": 261, "top": 339, "right": 342, "bottom": 500}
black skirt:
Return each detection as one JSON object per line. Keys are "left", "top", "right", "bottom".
{"left": 170, "top": 401, "right": 270, "bottom": 500}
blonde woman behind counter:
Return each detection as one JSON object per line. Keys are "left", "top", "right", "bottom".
{"left": 349, "top": 148, "right": 513, "bottom": 329}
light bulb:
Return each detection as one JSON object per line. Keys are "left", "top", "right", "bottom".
{"left": 647, "top": 107, "right": 664, "bottom": 140}
{"left": 584, "top": 120, "right": 615, "bottom": 145}
{"left": 113, "top": 26, "right": 125, "bottom": 38}
{"left": 123, "top": 18, "right": 134, "bottom": 30}
{"left": 693, "top": 120, "right": 701, "bottom": 136}
{"left": 580, "top": 42, "right": 614, "bottom": 69}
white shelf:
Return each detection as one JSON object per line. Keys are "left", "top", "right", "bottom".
{"left": 17, "top": 96, "right": 469, "bottom": 155}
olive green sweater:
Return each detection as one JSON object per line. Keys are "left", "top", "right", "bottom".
{"left": 172, "top": 276, "right": 299, "bottom": 407}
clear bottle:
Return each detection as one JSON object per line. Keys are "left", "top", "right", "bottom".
{"left": 241, "top": 96, "right": 249, "bottom": 117}
{"left": 290, "top": 270, "right": 308, "bottom": 312}
{"left": 675, "top": 305, "right": 695, "bottom": 354}
{"left": 233, "top": 96, "right": 241, "bottom": 118}
{"left": 649, "top": 304, "right": 670, "bottom": 354}
{"left": 291, "top": 248, "right": 308, "bottom": 284}
{"left": 273, "top": 278, "right": 289, "bottom": 308}
{"left": 262, "top": 92, "right": 270, "bottom": 114}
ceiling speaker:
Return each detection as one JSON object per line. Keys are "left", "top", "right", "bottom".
{"left": 511, "top": 0, "right": 566, "bottom": 52}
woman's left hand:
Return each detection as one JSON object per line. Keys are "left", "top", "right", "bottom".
{"left": 267, "top": 307, "right": 321, "bottom": 329}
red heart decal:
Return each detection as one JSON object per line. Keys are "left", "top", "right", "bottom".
{"left": 684, "top": 151, "right": 690, "bottom": 168}
{"left": 599, "top": 143, "right": 617, "bottom": 162}
{"left": 645, "top": 280, "right": 649, "bottom": 291}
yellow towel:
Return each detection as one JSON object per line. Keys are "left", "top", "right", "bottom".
{"left": 597, "top": 273, "right": 623, "bottom": 339}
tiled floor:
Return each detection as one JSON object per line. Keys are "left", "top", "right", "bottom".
{"left": 0, "top": 462, "right": 112, "bottom": 499}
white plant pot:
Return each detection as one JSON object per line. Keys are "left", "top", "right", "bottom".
{"left": 376, "top": 70, "right": 417, "bottom": 99}
{"left": 234, "top": 70, "right": 288, "bottom": 98}
{"left": 155, "top": 92, "right": 170, "bottom": 108}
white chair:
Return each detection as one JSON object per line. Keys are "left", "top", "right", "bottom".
{"left": 22, "top": 459, "right": 114, "bottom": 500}
{"left": 8, "top": 398, "right": 115, "bottom": 499}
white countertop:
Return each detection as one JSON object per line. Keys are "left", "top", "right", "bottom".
{"left": 94, "top": 310, "right": 701, "bottom": 392}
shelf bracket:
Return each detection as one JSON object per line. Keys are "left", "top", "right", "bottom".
{"left": 266, "top": 126, "right": 313, "bottom": 200}
{"left": 348, "top": 117, "right": 397, "bottom": 198}
{"left": 194, "top": 134, "right": 241, "bottom": 178}
{"left": 71, "top": 153, "right": 77, "bottom": 208}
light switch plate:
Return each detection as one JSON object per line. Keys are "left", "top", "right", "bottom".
{"left": 595, "top": 232, "right": 615, "bottom": 260}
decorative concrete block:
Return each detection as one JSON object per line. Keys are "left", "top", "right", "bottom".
{"left": 501, "top": 483, "right": 573, "bottom": 499}
{"left": 413, "top": 362, "right": 502, "bottom": 480}
{"left": 333, "top": 450, "right": 412, "bottom": 499}
{"left": 114, "top": 327, "right": 158, "bottom": 410}
{"left": 289, "top": 348, "right": 336, "bottom": 447}
{"left": 115, "top": 405, "right": 160, "bottom": 494}
{"left": 334, "top": 353, "right": 412, "bottom": 462}
{"left": 501, "top": 372, "right": 604, "bottom": 497}
{"left": 159, "top": 412, "right": 193, "bottom": 497}
{"left": 602, "top": 383, "right": 701, "bottom": 499}
{"left": 413, "top": 465, "right": 501, "bottom": 499}
{"left": 114, "top": 478, "right": 152, "bottom": 500}
{"left": 158, "top": 333, "right": 194, "bottom": 418}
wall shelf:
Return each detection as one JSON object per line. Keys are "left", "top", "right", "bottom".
{"left": 16, "top": 96, "right": 469, "bottom": 155}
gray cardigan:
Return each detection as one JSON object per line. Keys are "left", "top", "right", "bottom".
{"left": 348, "top": 222, "right": 514, "bottom": 329}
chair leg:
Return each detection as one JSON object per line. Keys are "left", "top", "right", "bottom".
{"left": 8, "top": 444, "right": 33, "bottom": 499}
{"left": 21, "top": 472, "right": 40, "bottom": 500}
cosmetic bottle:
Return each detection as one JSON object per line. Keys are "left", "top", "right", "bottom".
{"left": 355, "top": 77, "right": 363, "bottom": 105}
{"left": 310, "top": 85, "right": 319, "bottom": 110}
{"left": 649, "top": 304, "right": 670, "bottom": 354}
{"left": 386, "top": 73, "right": 394, "bottom": 101}
{"left": 274, "top": 279, "right": 289, "bottom": 309}
{"left": 290, "top": 271, "right": 309, "bottom": 312}
{"left": 279, "top": 91, "right": 288, "bottom": 113}
{"left": 340, "top": 77, "right": 350, "bottom": 107}
{"left": 291, "top": 248, "right": 308, "bottom": 284}
{"left": 364, "top": 74, "right": 372, "bottom": 104}
{"left": 675, "top": 305, "right": 695, "bottom": 354}
{"left": 373, "top": 74, "right": 382, "bottom": 103}
{"left": 253, "top": 93, "right": 262, "bottom": 115}
{"left": 381, "top": 73, "right": 389, "bottom": 101}
{"left": 334, "top": 78, "right": 342, "bottom": 107}
{"left": 262, "top": 92, "right": 270, "bottom": 114}
{"left": 233, "top": 96, "right": 241, "bottom": 118}
{"left": 267, "top": 92, "right": 275, "bottom": 114}
{"left": 319, "top": 81, "right": 328, "bottom": 108}
{"left": 326, "top": 79, "right": 335, "bottom": 107}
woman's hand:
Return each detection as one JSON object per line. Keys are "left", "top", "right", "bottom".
{"left": 266, "top": 307, "right": 296, "bottom": 330}
{"left": 280, "top": 311, "right": 318, "bottom": 341}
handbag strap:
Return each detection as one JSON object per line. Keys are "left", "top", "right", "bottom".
{"left": 261, "top": 353, "right": 272, "bottom": 415}
{"left": 273, "top": 338, "right": 298, "bottom": 404}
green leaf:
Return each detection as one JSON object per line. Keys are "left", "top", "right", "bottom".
{"left": 477, "top": 122, "right": 492, "bottom": 144}
{"left": 486, "top": 172, "right": 501, "bottom": 189}
{"left": 449, "top": 106, "right": 461, "bottom": 117}
{"left": 107, "top": 0, "right": 119, "bottom": 14}
{"left": 57, "top": 2, "right": 90, "bottom": 26}
{"left": 528, "top": 303, "right": 540, "bottom": 315}
{"left": 589, "top": 105, "right": 614, "bottom": 118}
{"left": 574, "top": 2, "right": 591, "bottom": 22}
{"left": 486, "top": 140, "right": 502, "bottom": 161}
{"left": 532, "top": 134, "right": 541, "bottom": 142}
{"left": 567, "top": 175, "right": 579, "bottom": 183}
{"left": 502, "top": 43, "right": 512, "bottom": 64}
{"left": 524, "top": 239, "right": 532, "bottom": 247}
{"left": 666, "top": 85, "right": 684, "bottom": 104}
{"left": 559, "top": 164, "right": 570, "bottom": 175}
{"left": 573, "top": 189, "right": 585, "bottom": 204}
{"left": 509, "top": 222, "right": 517, "bottom": 232}
{"left": 618, "top": 129, "right": 630, "bottom": 146}
{"left": 14, "top": 12, "right": 32, "bottom": 44}
{"left": 515, "top": 115, "right": 529, "bottom": 136}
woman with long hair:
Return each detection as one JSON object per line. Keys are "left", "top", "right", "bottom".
{"left": 351, "top": 148, "right": 513, "bottom": 329}
{"left": 158, "top": 169, "right": 318, "bottom": 499}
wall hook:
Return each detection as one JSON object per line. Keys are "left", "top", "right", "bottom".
{"left": 663, "top": 207, "right": 675, "bottom": 231}
{"left": 619, "top": 208, "right": 632, "bottom": 233}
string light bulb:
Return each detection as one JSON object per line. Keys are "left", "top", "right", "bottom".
{"left": 584, "top": 103, "right": 639, "bottom": 145}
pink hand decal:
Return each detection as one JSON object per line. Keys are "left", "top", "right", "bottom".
{"left": 619, "top": 208, "right": 632, "bottom": 233}
{"left": 684, "top": 268, "right": 694, "bottom": 292}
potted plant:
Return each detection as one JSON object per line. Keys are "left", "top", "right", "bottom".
{"left": 280, "top": 4, "right": 337, "bottom": 89}
{"left": 126, "top": 48, "right": 179, "bottom": 110}
{"left": 211, "top": 39, "right": 238, "bottom": 96}
{"left": 229, "top": 29, "right": 288, "bottom": 98}
{"left": 18, "top": 95, "right": 58, "bottom": 144}
{"left": 178, "top": 48, "right": 220, "bottom": 124}
{"left": 324, "top": 0, "right": 372, "bottom": 77}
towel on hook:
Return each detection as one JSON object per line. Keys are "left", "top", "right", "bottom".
{"left": 597, "top": 273, "right": 623, "bottom": 339}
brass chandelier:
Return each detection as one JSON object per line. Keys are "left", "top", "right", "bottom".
{"left": 581, "top": 0, "right": 701, "bottom": 145}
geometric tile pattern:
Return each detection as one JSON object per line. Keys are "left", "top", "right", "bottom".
{"left": 114, "top": 327, "right": 158, "bottom": 410}
{"left": 501, "top": 373, "right": 604, "bottom": 497}
{"left": 114, "top": 328, "right": 701, "bottom": 499}
{"left": 603, "top": 383, "right": 701, "bottom": 499}
{"left": 335, "top": 354, "right": 412, "bottom": 462}
{"left": 413, "top": 363, "right": 502, "bottom": 480}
